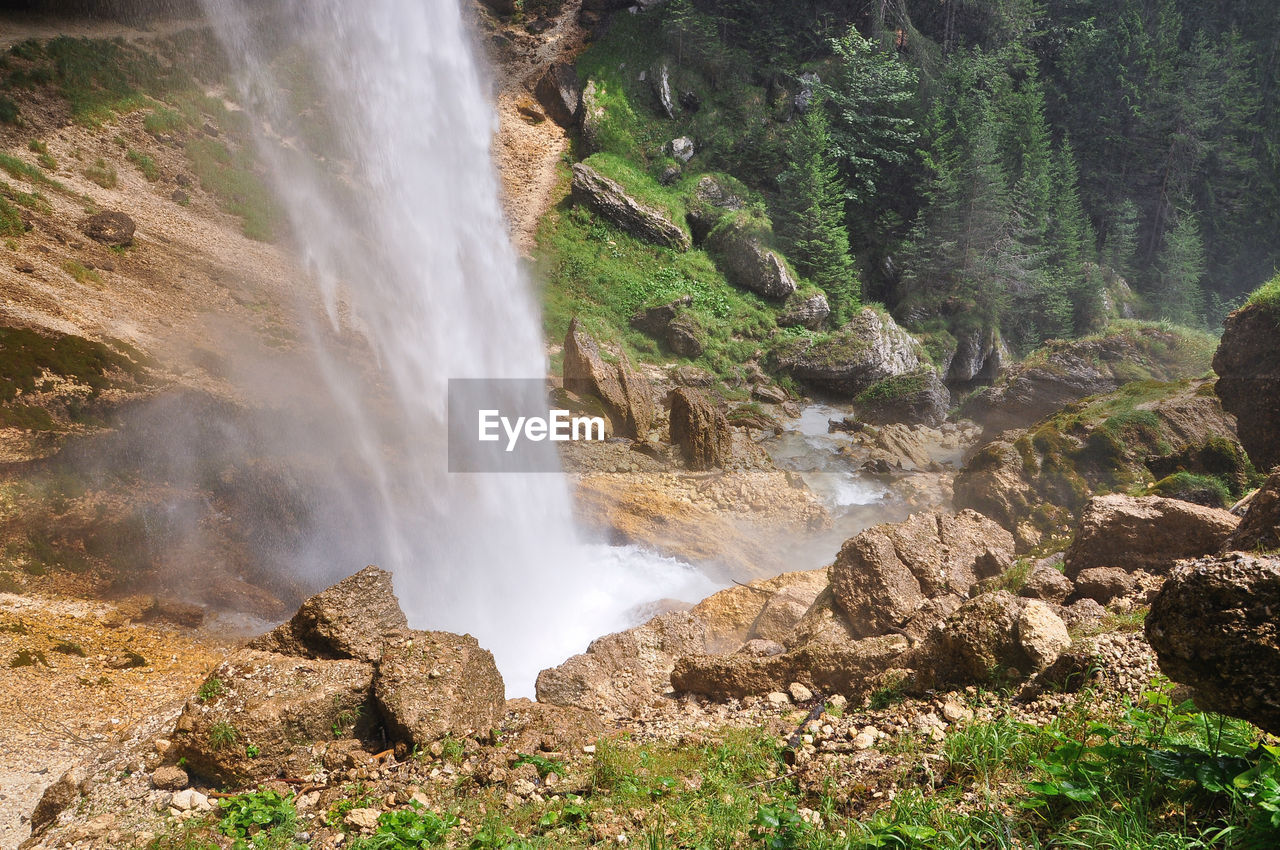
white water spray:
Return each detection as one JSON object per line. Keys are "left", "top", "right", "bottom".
{"left": 198, "top": 0, "right": 714, "bottom": 695}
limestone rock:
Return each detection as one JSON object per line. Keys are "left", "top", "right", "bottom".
{"left": 80, "top": 210, "right": 135, "bottom": 247}
{"left": 534, "top": 62, "right": 581, "bottom": 128}
{"left": 1146, "top": 553, "right": 1280, "bottom": 735}
{"left": 1214, "top": 301, "right": 1280, "bottom": 470}
{"left": 570, "top": 162, "right": 690, "bottom": 250}
{"left": 669, "top": 387, "right": 730, "bottom": 470}
{"left": 1017, "top": 600, "right": 1072, "bottom": 671}
{"left": 249, "top": 565, "right": 407, "bottom": 663}
{"left": 1225, "top": 470, "right": 1280, "bottom": 552}
{"left": 29, "top": 767, "right": 84, "bottom": 836}
{"left": 151, "top": 765, "right": 188, "bottom": 791}
{"left": 924, "top": 591, "right": 1069, "bottom": 685}
{"left": 374, "top": 630, "right": 504, "bottom": 746}
{"left": 564, "top": 318, "right": 655, "bottom": 439}
{"left": 1064, "top": 495, "right": 1239, "bottom": 577}
{"left": 654, "top": 63, "right": 676, "bottom": 118}
{"left": 1019, "top": 565, "right": 1074, "bottom": 604}
{"left": 946, "top": 326, "right": 1005, "bottom": 385}
{"left": 707, "top": 219, "right": 797, "bottom": 300}
{"left": 829, "top": 510, "right": 1015, "bottom": 639}
{"left": 169, "top": 649, "right": 375, "bottom": 785}
{"left": 1071, "top": 566, "right": 1140, "bottom": 604}
{"left": 779, "top": 292, "right": 830, "bottom": 330}
{"left": 854, "top": 368, "right": 950, "bottom": 428}
{"left": 689, "top": 569, "right": 827, "bottom": 653}
{"left": 772, "top": 308, "right": 927, "bottom": 397}
{"left": 668, "top": 136, "right": 694, "bottom": 163}
{"left": 535, "top": 612, "right": 707, "bottom": 713}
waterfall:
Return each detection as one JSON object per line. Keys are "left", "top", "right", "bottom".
{"left": 196, "top": 0, "right": 714, "bottom": 695}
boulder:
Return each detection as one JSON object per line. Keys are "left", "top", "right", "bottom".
{"left": 654, "top": 63, "right": 676, "bottom": 118}
{"left": 563, "top": 318, "right": 655, "bottom": 439}
{"left": 29, "top": 767, "right": 84, "bottom": 836}
{"left": 570, "top": 162, "right": 691, "bottom": 250}
{"left": 946, "top": 326, "right": 1006, "bottom": 385}
{"left": 534, "top": 62, "right": 582, "bottom": 128}
{"left": 374, "top": 630, "right": 505, "bottom": 746}
{"left": 665, "top": 314, "right": 704, "bottom": 357}
{"left": 1071, "top": 566, "right": 1140, "bottom": 604}
{"left": 1019, "top": 564, "right": 1074, "bottom": 604}
{"left": 249, "top": 565, "right": 407, "bottom": 662}
{"left": 1214, "top": 300, "right": 1280, "bottom": 470}
{"left": 80, "top": 210, "right": 135, "bottom": 247}
{"left": 168, "top": 649, "right": 375, "bottom": 785}
{"left": 1064, "top": 495, "right": 1239, "bottom": 577}
{"left": 829, "top": 510, "right": 1015, "bottom": 639}
{"left": 1224, "top": 470, "right": 1280, "bottom": 552}
{"left": 151, "top": 765, "right": 188, "bottom": 791}
{"left": 580, "top": 80, "right": 606, "bottom": 152}
{"left": 668, "top": 137, "right": 694, "bottom": 163}
{"left": 707, "top": 219, "right": 797, "bottom": 300}
{"left": 779, "top": 292, "right": 830, "bottom": 330}
{"left": 669, "top": 387, "right": 730, "bottom": 470}
{"left": 535, "top": 612, "right": 707, "bottom": 714}
{"left": 962, "top": 326, "right": 1216, "bottom": 434}
{"left": 671, "top": 634, "right": 910, "bottom": 700}
{"left": 793, "top": 71, "right": 821, "bottom": 114}
{"left": 1146, "top": 553, "right": 1280, "bottom": 735}
{"left": 630, "top": 295, "right": 692, "bottom": 337}
{"left": 772, "top": 309, "right": 926, "bottom": 397}
{"left": 688, "top": 568, "right": 826, "bottom": 654}
{"left": 923, "top": 591, "right": 1070, "bottom": 686}
{"left": 854, "top": 368, "right": 950, "bottom": 428}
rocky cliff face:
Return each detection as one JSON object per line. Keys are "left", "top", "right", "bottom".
{"left": 1214, "top": 300, "right": 1280, "bottom": 472}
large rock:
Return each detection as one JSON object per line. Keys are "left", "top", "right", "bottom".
{"left": 1071, "top": 566, "right": 1141, "bottom": 604}
{"left": 1226, "top": 471, "right": 1280, "bottom": 552}
{"left": 570, "top": 162, "right": 690, "bottom": 250}
{"left": 779, "top": 292, "right": 830, "bottom": 330}
{"left": 772, "top": 308, "right": 927, "bottom": 397}
{"left": 80, "top": 210, "right": 135, "bottom": 247}
{"left": 374, "top": 630, "right": 505, "bottom": 746}
{"left": 829, "top": 510, "right": 1015, "bottom": 639}
{"left": 707, "top": 218, "right": 797, "bottom": 300}
{"left": 1064, "top": 494, "right": 1239, "bottom": 578}
{"left": 1146, "top": 553, "right": 1280, "bottom": 735}
{"left": 854, "top": 368, "right": 949, "bottom": 428}
{"left": 1020, "top": 563, "right": 1074, "bottom": 604}
{"left": 962, "top": 326, "right": 1216, "bottom": 434}
{"left": 669, "top": 387, "right": 730, "bottom": 470}
{"left": 535, "top": 612, "right": 707, "bottom": 714}
{"left": 946, "top": 326, "right": 1006, "bottom": 385}
{"left": 955, "top": 379, "right": 1248, "bottom": 549}
{"left": 563, "top": 318, "right": 655, "bottom": 439}
{"left": 688, "top": 569, "right": 827, "bottom": 654}
{"left": 671, "top": 634, "right": 910, "bottom": 700}
{"left": 168, "top": 649, "right": 375, "bottom": 785}
{"left": 1214, "top": 301, "right": 1280, "bottom": 470}
{"left": 29, "top": 767, "right": 85, "bottom": 837}
{"left": 534, "top": 62, "right": 581, "bottom": 128}
{"left": 249, "top": 565, "right": 407, "bottom": 662}
{"left": 922, "top": 591, "right": 1070, "bottom": 686}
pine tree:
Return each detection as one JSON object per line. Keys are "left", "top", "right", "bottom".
{"left": 1156, "top": 207, "right": 1206, "bottom": 326}
{"left": 776, "top": 105, "right": 859, "bottom": 323}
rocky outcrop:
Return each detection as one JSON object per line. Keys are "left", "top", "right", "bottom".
{"left": 1214, "top": 301, "right": 1280, "bottom": 470}
{"left": 668, "top": 387, "right": 730, "bottom": 470}
{"left": 1225, "top": 471, "right": 1280, "bottom": 552}
{"left": 80, "top": 210, "right": 135, "bottom": 247}
{"left": 169, "top": 649, "right": 376, "bottom": 785}
{"left": 535, "top": 612, "right": 707, "bottom": 714}
{"left": 779, "top": 292, "right": 830, "bottom": 330}
{"left": 689, "top": 569, "right": 827, "bottom": 653}
{"left": 946, "top": 326, "right": 1006, "bottom": 385}
{"left": 570, "top": 162, "right": 691, "bottom": 250}
{"left": 1064, "top": 494, "right": 1239, "bottom": 577}
{"left": 374, "top": 631, "right": 505, "bottom": 746}
{"left": 961, "top": 326, "right": 1216, "bottom": 434}
{"left": 686, "top": 174, "right": 745, "bottom": 242}
{"left": 829, "top": 510, "right": 1014, "bottom": 640}
{"left": 1146, "top": 553, "right": 1280, "bottom": 735}
{"left": 631, "top": 296, "right": 703, "bottom": 357}
{"left": 920, "top": 592, "right": 1071, "bottom": 686}
{"left": 772, "top": 308, "right": 927, "bottom": 397}
{"left": 249, "top": 565, "right": 407, "bottom": 662}
{"left": 853, "top": 368, "right": 949, "bottom": 428}
{"left": 534, "top": 62, "right": 581, "bottom": 127}
{"left": 563, "top": 318, "right": 655, "bottom": 439}
{"left": 955, "top": 379, "right": 1248, "bottom": 549}
{"left": 1071, "top": 567, "right": 1141, "bottom": 604}
{"left": 707, "top": 219, "right": 797, "bottom": 299}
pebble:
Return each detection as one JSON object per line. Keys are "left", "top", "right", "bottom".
{"left": 766, "top": 691, "right": 791, "bottom": 706}
{"left": 169, "top": 789, "right": 211, "bottom": 812}
{"left": 344, "top": 807, "right": 381, "bottom": 831}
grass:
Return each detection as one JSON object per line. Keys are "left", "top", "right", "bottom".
{"left": 126, "top": 149, "right": 159, "bottom": 181}
{"left": 0, "top": 95, "right": 18, "bottom": 124}
{"left": 1245, "top": 271, "right": 1280, "bottom": 318}
{"left": 0, "top": 326, "right": 145, "bottom": 403}
{"left": 197, "top": 676, "right": 226, "bottom": 702}
{"left": 0, "top": 152, "right": 64, "bottom": 191}
{"left": 83, "top": 157, "right": 117, "bottom": 189}
{"left": 854, "top": 369, "right": 931, "bottom": 405}
{"left": 143, "top": 106, "right": 185, "bottom": 135}
{"left": 185, "top": 138, "right": 282, "bottom": 241}
{"left": 1149, "top": 471, "right": 1233, "bottom": 508}
{"left": 63, "top": 259, "right": 102, "bottom": 287}
{"left": 0, "top": 195, "right": 23, "bottom": 238}
{"left": 208, "top": 720, "right": 239, "bottom": 751}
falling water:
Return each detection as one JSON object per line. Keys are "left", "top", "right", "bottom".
{"left": 197, "top": 0, "right": 714, "bottom": 695}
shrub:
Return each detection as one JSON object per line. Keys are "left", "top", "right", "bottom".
{"left": 83, "top": 157, "right": 117, "bottom": 188}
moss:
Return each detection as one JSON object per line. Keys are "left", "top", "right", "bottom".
{"left": 855, "top": 370, "right": 929, "bottom": 404}
{"left": 1149, "top": 472, "right": 1232, "bottom": 508}
{"left": 1244, "top": 272, "right": 1280, "bottom": 317}
{"left": 581, "top": 151, "right": 689, "bottom": 230}
{"left": 0, "top": 327, "right": 145, "bottom": 403}
{"left": 185, "top": 138, "right": 282, "bottom": 241}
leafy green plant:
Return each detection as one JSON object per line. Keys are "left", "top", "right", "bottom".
{"left": 749, "top": 798, "right": 814, "bottom": 850}
{"left": 52, "top": 639, "right": 85, "bottom": 656}
{"left": 245, "top": 743, "right": 260, "bottom": 759}
{"left": 325, "top": 783, "right": 379, "bottom": 829}
{"left": 347, "top": 803, "right": 459, "bottom": 848}
{"left": 217, "top": 789, "right": 296, "bottom": 842}
{"left": 197, "top": 676, "right": 226, "bottom": 702}
{"left": 513, "top": 752, "right": 566, "bottom": 780}
{"left": 10, "top": 648, "right": 47, "bottom": 667}
{"left": 208, "top": 721, "right": 238, "bottom": 751}
{"left": 126, "top": 149, "right": 159, "bottom": 181}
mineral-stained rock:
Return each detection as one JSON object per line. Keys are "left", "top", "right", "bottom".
{"left": 249, "top": 565, "right": 407, "bottom": 663}
{"left": 535, "top": 612, "right": 707, "bottom": 714}
{"left": 1146, "top": 552, "right": 1280, "bottom": 735}
{"left": 829, "top": 510, "right": 1015, "bottom": 639}
{"left": 80, "top": 210, "right": 135, "bottom": 247}
{"left": 1225, "top": 470, "right": 1280, "bottom": 552}
{"left": 772, "top": 308, "right": 927, "bottom": 397}
{"left": 374, "top": 630, "right": 505, "bottom": 746}
{"left": 169, "top": 649, "right": 375, "bottom": 785}
{"left": 1214, "top": 300, "right": 1280, "bottom": 471}
{"left": 534, "top": 62, "right": 581, "bottom": 127}
{"left": 1064, "top": 494, "right": 1239, "bottom": 578}
{"left": 564, "top": 318, "right": 655, "bottom": 439}
{"left": 669, "top": 387, "right": 730, "bottom": 470}
{"left": 570, "top": 162, "right": 690, "bottom": 250}
{"left": 29, "top": 767, "right": 84, "bottom": 836}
